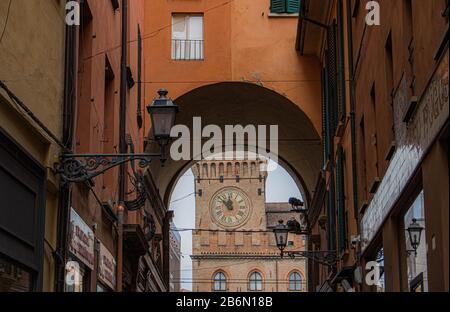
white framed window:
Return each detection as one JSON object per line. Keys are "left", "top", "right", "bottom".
{"left": 172, "top": 14, "right": 204, "bottom": 60}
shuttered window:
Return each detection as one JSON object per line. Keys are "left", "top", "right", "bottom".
{"left": 137, "top": 25, "right": 143, "bottom": 129}
{"left": 270, "top": 0, "right": 301, "bottom": 14}
{"left": 286, "top": 0, "right": 301, "bottom": 13}
{"left": 336, "top": 145, "right": 346, "bottom": 252}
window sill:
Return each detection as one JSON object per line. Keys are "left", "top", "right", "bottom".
{"left": 268, "top": 13, "right": 299, "bottom": 18}
{"left": 171, "top": 59, "right": 205, "bottom": 62}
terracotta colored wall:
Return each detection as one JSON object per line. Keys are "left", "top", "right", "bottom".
{"left": 144, "top": 0, "right": 322, "bottom": 135}
{"left": 353, "top": 0, "right": 448, "bottom": 206}
{"left": 71, "top": 0, "right": 146, "bottom": 291}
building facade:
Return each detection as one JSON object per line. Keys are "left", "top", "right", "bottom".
{"left": 191, "top": 159, "right": 306, "bottom": 292}
{"left": 60, "top": 0, "right": 171, "bottom": 293}
{"left": 0, "top": 0, "right": 66, "bottom": 292}
{"left": 169, "top": 228, "right": 181, "bottom": 292}
{"left": 301, "top": 0, "right": 449, "bottom": 292}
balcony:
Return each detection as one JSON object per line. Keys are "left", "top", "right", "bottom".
{"left": 171, "top": 39, "right": 204, "bottom": 61}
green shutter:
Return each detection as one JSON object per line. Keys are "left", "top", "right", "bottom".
{"left": 337, "top": 145, "right": 346, "bottom": 252}
{"left": 286, "top": 0, "right": 301, "bottom": 13}
{"left": 270, "top": 0, "right": 286, "bottom": 13}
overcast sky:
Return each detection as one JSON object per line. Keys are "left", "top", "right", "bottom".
{"left": 169, "top": 160, "right": 302, "bottom": 291}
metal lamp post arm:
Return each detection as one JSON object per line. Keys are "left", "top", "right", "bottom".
{"left": 58, "top": 152, "right": 162, "bottom": 184}
{"left": 286, "top": 250, "right": 337, "bottom": 268}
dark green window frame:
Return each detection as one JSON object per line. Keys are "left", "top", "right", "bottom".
{"left": 270, "top": 0, "right": 301, "bottom": 14}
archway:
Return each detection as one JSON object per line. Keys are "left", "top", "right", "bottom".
{"left": 145, "top": 82, "right": 322, "bottom": 208}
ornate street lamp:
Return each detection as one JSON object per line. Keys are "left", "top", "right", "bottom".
{"left": 147, "top": 89, "right": 178, "bottom": 147}
{"left": 406, "top": 218, "right": 424, "bottom": 256}
{"left": 273, "top": 219, "right": 337, "bottom": 267}
{"left": 57, "top": 89, "right": 178, "bottom": 183}
{"left": 273, "top": 197, "right": 337, "bottom": 268}
{"left": 273, "top": 220, "right": 289, "bottom": 257}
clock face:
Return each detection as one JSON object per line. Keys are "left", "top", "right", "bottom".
{"left": 210, "top": 187, "right": 251, "bottom": 228}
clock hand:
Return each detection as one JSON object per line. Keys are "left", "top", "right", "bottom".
{"left": 226, "top": 198, "right": 234, "bottom": 210}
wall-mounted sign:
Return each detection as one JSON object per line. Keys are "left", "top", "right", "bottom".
{"left": 68, "top": 208, "right": 95, "bottom": 270}
{"left": 361, "top": 51, "right": 449, "bottom": 252}
{"left": 98, "top": 241, "right": 116, "bottom": 290}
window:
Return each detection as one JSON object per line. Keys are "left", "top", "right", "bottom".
{"left": 172, "top": 14, "right": 204, "bottom": 60}
{"left": 375, "top": 247, "right": 386, "bottom": 292}
{"left": 213, "top": 271, "right": 227, "bottom": 291}
{"left": 270, "top": 0, "right": 301, "bottom": 14}
{"left": 0, "top": 255, "right": 33, "bottom": 292}
{"left": 64, "top": 259, "right": 90, "bottom": 292}
{"left": 403, "top": 191, "right": 428, "bottom": 292}
{"left": 248, "top": 271, "right": 263, "bottom": 291}
{"left": 289, "top": 272, "right": 303, "bottom": 291}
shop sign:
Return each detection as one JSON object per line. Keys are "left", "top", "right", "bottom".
{"left": 98, "top": 241, "right": 116, "bottom": 290}
{"left": 68, "top": 208, "right": 95, "bottom": 270}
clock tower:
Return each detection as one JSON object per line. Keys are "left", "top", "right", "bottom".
{"left": 191, "top": 158, "right": 306, "bottom": 292}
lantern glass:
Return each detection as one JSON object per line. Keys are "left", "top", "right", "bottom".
{"left": 407, "top": 219, "right": 424, "bottom": 251}
{"left": 273, "top": 221, "right": 289, "bottom": 251}
{"left": 147, "top": 89, "right": 178, "bottom": 144}
{"left": 149, "top": 106, "right": 177, "bottom": 140}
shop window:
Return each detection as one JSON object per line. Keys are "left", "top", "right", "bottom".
{"left": 96, "top": 283, "right": 110, "bottom": 292}
{"left": 0, "top": 255, "right": 33, "bottom": 292}
{"left": 403, "top": 190, "right": 428, "bottom": 292}
{"left": 375, "top": 246, "right": 386, "bottom": 292}
{"left": 64, "top": 259, "right": 90, "bottom": 292}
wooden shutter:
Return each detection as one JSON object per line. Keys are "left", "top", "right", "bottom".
{"left": 336, "top": 145, "right": 346, "bottom": 252}
{"left": 137, "top": 25, "right": 143, "bottom": 129}
{"left": 270, "top": 0, "right": 286, "bottom": 13}
{"left": 286, "top": 0, "right": 301, "bottom": 13}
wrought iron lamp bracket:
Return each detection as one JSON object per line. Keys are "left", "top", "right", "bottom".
{"left": 285, "top": 250, "right": 337, "bottom": 268}
{"left": 57, "top": 152, "right": 162, "bottom": 184}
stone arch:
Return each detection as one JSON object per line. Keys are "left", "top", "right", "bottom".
{"left": 145, "top": 82, "right": 322, "bottom": 209}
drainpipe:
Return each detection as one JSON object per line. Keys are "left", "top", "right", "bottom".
{"left": 116, "top": 203, "right": 125, "bottom": 291}
{"left": 55, "top": 0, "right": 77, "bottom": 292}
{"left": 117, "top": 0, "right": 128, "bottom": 292}
{"left": 346, "top": 0, "right": 361, "bottom": 276}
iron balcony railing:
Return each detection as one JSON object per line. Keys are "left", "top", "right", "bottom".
{"left": 172, "top": 39, "right": 204, "bottom": 60}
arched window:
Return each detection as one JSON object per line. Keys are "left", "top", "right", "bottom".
{"left": 226, "top": 162, "right": 233, "bottom": 176}
{"left": 219, "top": 163, "right": 224, "bottom": 176}
{"left": 202, "top": 163, "right": 209, "bottom": 178}
{"left": 210, "top": 163, "right": 217, "bottom": 178}
{"left": 243, "top": 162, "right": 248, "bottom": 176}
{"left": 250, "top": 162, "right": 256, "bottom": 176}
{"left": 248, "top": 271, "right": 263, "bottom": 291}
{"left": 289, "top": 272, "right": 302, "bottom": 291}
{"left": 213, "top": 271, "right": 227, "bottom": 291}
{"left": 235, "top": 163, "right": 240, "bottom": 175}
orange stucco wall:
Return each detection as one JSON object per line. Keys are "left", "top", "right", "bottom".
{"left": 143, "top": 0, "right": 322, "bottom": 135}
